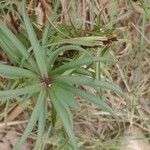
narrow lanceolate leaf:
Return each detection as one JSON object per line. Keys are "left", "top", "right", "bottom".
{"left": 22, "top": 1, "right": 48, "bottom": 77}
{"left": 34, "top": 100, "right": 46, "bottom": 150}
{"left": 56, "top": 76, "right": 125, "bottom": 97}
{"left": 0, "top": 32, "right": 20, "bottom": 63}
{"left": 52, "top": 57, "right": 114, "bottom": 74}
{"left": 0, "top": 22, "right": 37, "bottom": 71}
{"left": 54, "top": 86, "right": 73, "bottom": 130}
{"left": 14, "top": 89, "right": 46, "bottom": 150}
{"left": 51, "top": 104, "right": 57, "bottom": 127}
{"left": 53, "top": 85, "right": 74, "bottom": 128}
{"left": 54, "top": 84, "right": 79, "bottom": 109}
{"left": 49, "top": 87, "right": 78, "bottom": 150}
{"left": 0, "top": 40, "right": 19, "bottom": 63}
{"left": 73, "top": 68, "right": 93, "bottom": 76}
{"left": 0, "top": 63, "right": 37, "bottom": 79}
{"left": 0, "top": 21, "right": 28, "bottom": 58}
{"left": 51, "top": 36, "right": 107, "bottom": 47}
{"left": 48, "top": 45, "right": 85, "bottom": 66}
{"left": 59, "top": 82, "right": 119, "bottom": 121}
{"left": 0, "top": 83, "right": 43, "bottom": 101}
{"left": 42, "top": 0, "right": 60, "bottom": 45}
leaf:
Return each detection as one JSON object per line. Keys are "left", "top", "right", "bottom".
{"left": 56, "top": 76, "right": 125, "bottom": 97}
{"left": 73, "top": 68, "right": 93, "bottom": 76}
{"left": 0, "top": 40, "right": 19, "bottom": 63}
{"left": 54, "top": 85, "right": 74, "bottom": 128}
{"left": 22, "top": 1, "right": 48, "bottom": 77}
{"left": 0, "top": 21, "right": 28, "bottom": 58}
{"left": 48, "top": 45, "right": 85, "bottom": 66}
{"left": 0, "top": 63, "right": 38, "bottom": 79}
{"left": 0, "top": 83, "right": 43, "bottom": 101}
{"left": 34, "top": 100, "right": 46, "bottom": 150}
{"left": 51, "top": 103, "right": 57, "bottom": 127}
{"left": 58, "top": 82, "right": 119, "bottom": 121}
{"left": 0, "top": 32, "right": 20, "bottom": 63}
{"left": 42, "top": 0, "right": 60, "bottom": 45}
{"left": 0, "top": 21, "right": 37, "bottom": 71}
{"left": 14, "top": 89, "right": 46, "bottom": 149}
{"left": 46, "top": 36, "right": 107, "bottom": 47}
{"left": 52, "top": 57, "right": 114, "bottom": 74}
{"left": 54, "top": 84, "right": 74, "bottom": 129}
{"left": 49, "top": 87, "right": 78, "bottom": 150}
{"left": 54, "top": 84, "right": 79, "bottom": 109}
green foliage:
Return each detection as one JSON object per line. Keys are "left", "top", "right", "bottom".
{"left": 0, "top": 1, "right": 125, "bottom": 150}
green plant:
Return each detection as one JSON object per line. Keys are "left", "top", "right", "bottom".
{"left": 0, "top": 1, "right": 125, "bottom": 150}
